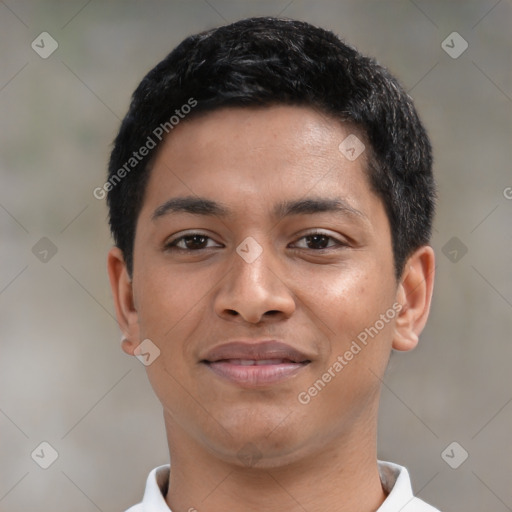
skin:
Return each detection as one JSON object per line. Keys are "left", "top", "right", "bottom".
{"left": 108, "top": 105, "right": 435, "bottom": 512}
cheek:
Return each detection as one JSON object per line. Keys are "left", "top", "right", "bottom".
{"left": 134, "top": 262, "right": 208, "bottom": 337}
{"left": 132, "top": 264, "right": 212, "bottom": 398}
{"left": 297, "top": 262, "right": 391, "bottom": 333}
{"left": 294, "top": 271, "right": 396, "bottom": 433}
{"left": 136, "top": 270, "right": 209, "bottom": 422}
{"left": 294, "top": 260, "right": 397, "bottom": 392}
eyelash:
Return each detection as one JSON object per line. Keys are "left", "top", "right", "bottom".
{"left": 164, "top": 231, "right": 348, "bottom": 252}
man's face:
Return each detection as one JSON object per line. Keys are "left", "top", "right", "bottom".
{"left": 124, "top": 105, "right": 402, "bottom": 466}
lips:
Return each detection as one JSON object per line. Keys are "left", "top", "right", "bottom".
{"left": 201, "top": 340, "right": 312, "bottom": 387}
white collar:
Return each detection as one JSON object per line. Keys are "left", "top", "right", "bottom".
{"left": 126, "top": 460, "right": 440, "bottom": 511}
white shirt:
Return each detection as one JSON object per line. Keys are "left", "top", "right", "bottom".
{"left": 126, "top": 460, "right": 441, "bottom": 511}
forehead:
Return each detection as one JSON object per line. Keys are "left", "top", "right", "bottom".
{"left": 154, "top": 105, "right": 363, "bottom": 170}
{"left": 139, "top": 105, "right": 380, "bottom": 223}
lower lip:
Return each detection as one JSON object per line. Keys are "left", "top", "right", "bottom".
{"left": 204, "top": 361, "right": 308, "bottom": 387}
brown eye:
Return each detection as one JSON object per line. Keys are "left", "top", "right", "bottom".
{"left": 304, "top": 234, "right": 331, "bottom": 249}
{"left": 292, "top": 231, "right": 346, "bottom": 250}
{"left": 181, "top": 235, "right": 208, "bottom": 249}
{"left": 165, "top": 233, "right": 221, "bottom": 251}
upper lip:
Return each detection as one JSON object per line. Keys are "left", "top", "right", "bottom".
{"left": 201, "top": 340, "right": 312, "bottom": 364}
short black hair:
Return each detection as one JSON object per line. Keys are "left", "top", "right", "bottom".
{"left": 107, "top": 16, "right": 435, "bottom": 280}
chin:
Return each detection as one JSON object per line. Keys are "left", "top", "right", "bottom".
{"left": 231, "top": 438, "right": 314, "bottom": 470}
{"left": 206, "top": 416, "right": 309, "bottom": 468}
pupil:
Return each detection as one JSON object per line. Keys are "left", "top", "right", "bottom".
{"left": 309, "top": 234, "right": 328, "bottom": 249}
{"left": 187, "top": 235, "right": 206, "bottom": 248}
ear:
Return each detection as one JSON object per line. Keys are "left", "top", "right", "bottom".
{"left": 392, "top": 245, "right": 435, "bottom": 352}
{"left": 107, "top": 247, "right": 140, "bottom": 356}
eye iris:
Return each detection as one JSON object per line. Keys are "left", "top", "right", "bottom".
{"left": 185, "top": 235, "right": 207, "bottom": 249}
{"left": 307, "top": 234, "right": 329, "bottom": 249}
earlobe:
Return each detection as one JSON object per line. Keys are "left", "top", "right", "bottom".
{"left": 120, "top": 335, "right": 137, "bottom": 356}
{"left": 392, "top": 245, "right": 435, "bottom": 352}
{"left": 107, "top": 247, "right": 140, "bottom": 355}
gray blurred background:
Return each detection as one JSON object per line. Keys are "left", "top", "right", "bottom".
{"left": 1, "top": 1, "right": 511, "bottom": 511}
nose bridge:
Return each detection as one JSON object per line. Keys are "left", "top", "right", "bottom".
{"left": 231, "top": 236, "right": 277, "bottom": 297}
{"left": 214, "top": 235, "right": 295, "bottom": 322}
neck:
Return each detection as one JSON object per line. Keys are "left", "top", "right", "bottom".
{"left": 163, "top": 412, "right": 386, "bottom": 512}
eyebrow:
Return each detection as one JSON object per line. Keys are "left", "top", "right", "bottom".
{"left": 152, "top": 196, "right": 368, "bottom": 222}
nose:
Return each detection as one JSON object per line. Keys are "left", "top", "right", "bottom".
{"left": 213, "top": 239, "right": 296, "bottom": 324}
